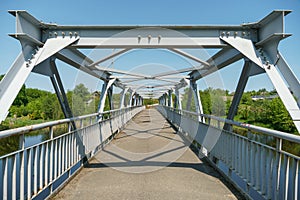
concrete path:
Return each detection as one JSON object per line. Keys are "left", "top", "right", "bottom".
{"left": 51, "top": 109, "right": 243, "bottom": 200}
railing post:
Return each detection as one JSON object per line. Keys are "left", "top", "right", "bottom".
{"left": 68, "top": 122, "right": 72, "bottom": 133}
{"left": 50, "top": 126, "right": 54, "bottom": 139}
{"left": 19, "top": 133, "right": 25, "bottom": 150}
{"left": 275, "top": 138, "right": 282, "bottom": 199}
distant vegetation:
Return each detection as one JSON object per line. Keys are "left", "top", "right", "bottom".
{"left": 0, "top": 74, "right": 106, "bottom": 131}
{"left": 0, "top": 74, "right": 297, "bottom": 131}
{"left": 179, "top": 87, "right": 297, "bottom": 134}
{"left": 0, "top": 73, "right": 297, "bottom": 134}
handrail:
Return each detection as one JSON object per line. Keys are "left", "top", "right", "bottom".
{"left": 158, "top": 105, "right": 300, "bottom": 199}
{"left": 160, "top": 106, "right": 300, "bottom": 144}
{"left": 0, "top": 105, "right": 145, "bottom": 200}
{"left": 0, "top": 106, "right": 141, "bottom": 139}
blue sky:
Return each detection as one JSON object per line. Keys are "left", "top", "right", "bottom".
{"left": 0, "top": 0, "right": 300, "bottom": 93}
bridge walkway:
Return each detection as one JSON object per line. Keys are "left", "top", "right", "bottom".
{"left": 51, "top": 109, "right": 242, "bottom": 200}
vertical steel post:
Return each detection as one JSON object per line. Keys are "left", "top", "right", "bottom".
{"left": 107, "top": 86, "right": 114, "bottom": 110}
{"left": 97, "top": 78, "right": 115, "bottom": 115}
{"left": 119, "top": 88, "right": 128, "bottom": 108}
{"left": 190, "top": 80, "right": 204, "bottom": 121}
{"left": 50, "top": 59, "right": 76, "bottom": 129}
{"left": 168, "top": 90, "right": 173, "bottom": 107}
{"left": 175, "top": 89, "right": 182, "bottom": 110}
{"left": 227, "top": 60, "right": 251, "bottom": 121}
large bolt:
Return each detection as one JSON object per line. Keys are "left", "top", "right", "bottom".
{"left": 148, "top": 35, "right": 152, "bottom": 43}
{"left": 158, "top": 35, "right": 162, "bottom": 43}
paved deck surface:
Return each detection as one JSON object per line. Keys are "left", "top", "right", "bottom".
{"left": 51, "top": 109, "right": 242, "bottom": 200}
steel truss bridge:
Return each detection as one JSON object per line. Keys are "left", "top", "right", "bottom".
{"left": 0, "top": 10, "right": 300, "bottom": 200}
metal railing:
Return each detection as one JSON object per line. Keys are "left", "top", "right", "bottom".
{"left": 0, "top": 106, "right": 144, "bottom": 200}
{"left": 157, "top": 105, "right": 300, "bottom": 200}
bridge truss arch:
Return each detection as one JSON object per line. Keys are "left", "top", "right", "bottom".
{"left": 1, "top": 10, "right": 300, "bottom": 132}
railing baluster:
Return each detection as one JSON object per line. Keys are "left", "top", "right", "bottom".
{"left": 275, "top": 138, "right": 282, "bottom": 199}
{"left": 39, "top": 144, "right": 44, "bottom": 190}
{"left": 71, "top": 133, "right": 75, "bottom": 165}
{"left": 44, "top": 142, "right": 49, "bottom": 187}
{"left": 58, "top": 139, "right": 61, "bottom": 176}
{"left": 2, "top": 157, "right": 8, "bottom": 200}
{"left": 54, "top": 140, "right": 58, "bottom": 179}
{"left": 12, "top": 154, "right": 17, "bottom": 200}
{"left": 62, "top": 136, "right": 65, "bottom": 173}
{"left": 66, "top": 134, "right": 69, "bottom": 170}
{"left": 234, "top": 135, "right": 238, "bottom": 171}
{"left": 250, "top": 141, "right": 255, "bottom": 187}
{"left": 284, "top": 156, "right": 290, "bottom": 200}
{"left": 33, "top": 146, "right": 38, "bottom": 195}
{"left": 238, "top": 137, "right": 243, "bottom": 176}
{"left": 261, "top": 146, "right": 267, "bottom": 195}
{"left": 267, "top": 149, "right": 274, "bottom": 199}
{"left": 242, "top": 139, "right": 246, "bottom": 179}
{"left": 20, "top": 151, "right": 25, "bottom": 200}
{"left": 27, "top": 149, "right": 32, "bottom": 200}
{"left": 255, "top": 144, "right": 261, "bottom": 191}
{"left": 295, "top": 159, "right": 299, "bottom": 200}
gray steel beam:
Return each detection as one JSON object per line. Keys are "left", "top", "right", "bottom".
{"left": 66, "top": 37, "right": 227, "bottom": 49}
{"left": 226, "top": 61, "right": 251, "bottom": 121}
{"left": 189, "top": 48, "right": 243, "bottom": 81}
{"left": 49, "top": 60, "right": 74, "bottom": 119}
{"left": 168, "top": 48, "right": 210, "bottom": 67}
{"left": 119, "top": 88, "right": 129, "bottom": 108}
{"left": 9, "top": 10, "right": 289, "bottom": 50}
{"left": 107, "top": 86, "right": 114, "bottom": 110}
{"left": 55, "top": 48, "right": 111, "bottom": 81}
{"left": 265, "top": 64, "right": 300, "bottom": 131}
{"left": 175, "top": 89, "right": 182, "bottom": 109}
{"left": 0, "top": 44, "right": 35, "bottom": 122}
{"left": 222, "top": 33, "right": 300, "bottom": 132}
{"left": 168, "top": 90, "right": 173, "bottom": 107}
{"left": 88, "top": 49, "right": 130, "bottom": 67}
{"left": 276, "top": 53, "right": 300, "bottom": 106}
{"left": 190, "top": 80, "right": 204, "bottom": 121}
{"left": 97, "top": 78, "right": 116, "bottom": 114}
{"left": 94, "top": 65, "right": 149, "bottom": 78}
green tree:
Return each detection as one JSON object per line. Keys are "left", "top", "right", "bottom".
{"left": 265, "top": 98, "right": 297, "bottom": 133}
{"left": 241, "top": 93, "right": 252, "bottom": 105}
{"left": 200, "top": 89, "right": 212, "bottom": 114}
{"left": 73, "top": 83, "right": 90, "bottom": 101}
{"left": 71, "top": 84, "right": 93, "bottom": 116}
{"left": 211, "top": 94, "right": 225, "bottom": 116}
